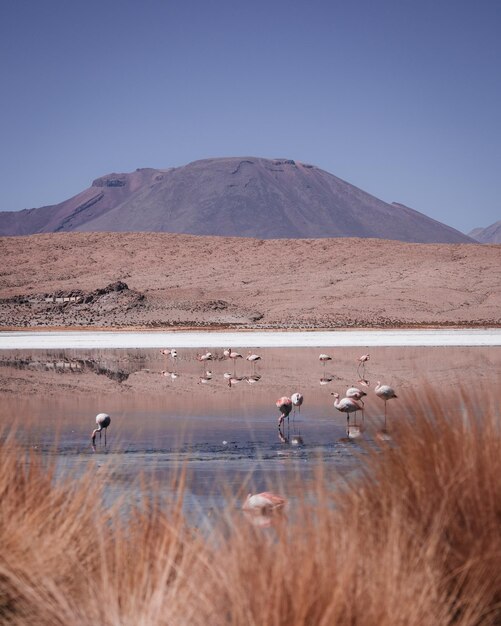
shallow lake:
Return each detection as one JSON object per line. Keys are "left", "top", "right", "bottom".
{"left": 1, "top": 344, "right": 500, "bottom": 516}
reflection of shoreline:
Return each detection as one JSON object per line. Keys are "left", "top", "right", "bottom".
{"left": 0, "top": 356, "right": 138, "bottom": 383}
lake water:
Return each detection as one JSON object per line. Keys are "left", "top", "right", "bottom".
{"left": 1, "top": 342, "right": 500, "bottom": 516}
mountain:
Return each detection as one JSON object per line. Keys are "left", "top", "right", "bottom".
{"left": 0, "top": 157, "right": 473, "bottom": 243}
{"left": 469, "top": 221, "right": 501, "bottom": 243}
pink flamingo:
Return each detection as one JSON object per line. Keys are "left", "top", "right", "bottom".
{"left": 332, "top": 393, "right": 363, "bottom": 423}
{"left": 375, "top": 381, "right": 398, "bottom": 425}
{"left": 346, "top": 386, "right": 367, "bottom": 420}
{"left": 246, "top": 352, "right": 261, "bottom": 371}
{"left": 346, "top": 386, "right": 367, "bottom": 401}
{"left": 276, "top": 396, "right": 293, "bottom": 427}
{"left": 319, "top": 353, "right": 332, "bottom": 367}
{"left": 197, "top": 352, "right": 213, "bottom": 362}
{"left": 91, "top": 413, "right": 111, "bottom": 446}
{"left": 243, "top": 492, "right": 287, "bottom": 513}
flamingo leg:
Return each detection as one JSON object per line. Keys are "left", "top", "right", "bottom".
{"left": 104, "top": 428, "right": 107, "bottom": 446}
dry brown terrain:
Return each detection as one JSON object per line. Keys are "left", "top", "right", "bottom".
{"left": 1, "top": 232, "right": 500, "bottom": 328}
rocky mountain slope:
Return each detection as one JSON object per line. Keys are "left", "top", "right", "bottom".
{"left": 0, "top": 158, "right": 472, "bottom": 243}
{"left": 469, "top": 221, "right": 501, "bottom": 243}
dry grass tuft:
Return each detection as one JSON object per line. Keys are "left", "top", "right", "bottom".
{"left": 1, "top": 386, "right": 501, "bottom": 625}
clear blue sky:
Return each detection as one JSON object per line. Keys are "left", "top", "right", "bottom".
{"left": 1, "top": 0, "right": 500, "bottom": 233}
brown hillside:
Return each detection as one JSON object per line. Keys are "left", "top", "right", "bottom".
{"left": 0, "top": 232, "right": 499, "bottom": 328}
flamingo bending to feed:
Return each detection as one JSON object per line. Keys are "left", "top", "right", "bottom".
{"left": 276, "top": 396, "right": 293, "bottom": 427}
{"left": 332, "top": 393, "right": 363, "bottom": 422}
{"left": 319, "top": 354, "right": 332, "bottom": 366}
{"left": 243, "top": 492, "right": 287, "bottom": 513}
{"left": 91, "top": 413, "right": 111, "bottom": 446}
{"left": 197, "top": 352, "right": 213, "bottom": 362}
{"left": 375, "top": 381, "right": 398, "bottom": 423}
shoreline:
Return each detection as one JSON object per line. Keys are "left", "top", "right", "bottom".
{"left": 1, "top": 328, "right": 501, "bottom": 349}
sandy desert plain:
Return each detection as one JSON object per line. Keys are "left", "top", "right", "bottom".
{"left": 2, "top": 232, "right": 501, "bottom": 625}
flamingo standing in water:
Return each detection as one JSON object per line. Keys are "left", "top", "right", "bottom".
{"left": 226, "top": 349, "right": 243, "bottom": 373}
{"left": 91, "top": 413, "right": 111, "bottom": 446}
{"left": 357, "top": 353, "right": 370, "bottom": 377}
{"left": 375, "top": 381, "right": 398, "bottom": 425}
{"left": 346, "top": 386, "right": 367, "bottom": 420}
{"left": 319, "top": 354, "right": 332, "bottom": 367}
{"left": 291, "top": 392, "right": 304, "bottom": 416}
{"left": 197, "top": 352, "right": 213, "bottom": 362}
{"left": 276, "top": 396, "right": 293, "bottom": 427}
{"left": 332, "top": 393, "right": 363, "bottom": 423}
{"left": 246, "top": 352, "right": 261, "bottom": 371}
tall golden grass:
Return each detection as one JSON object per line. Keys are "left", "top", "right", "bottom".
{"left": 2, "top": 386, "right": 501, "bottom": 625}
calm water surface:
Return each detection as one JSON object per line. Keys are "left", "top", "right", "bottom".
{"left": 1, "top": 345, "right": 499, "bottom": 514}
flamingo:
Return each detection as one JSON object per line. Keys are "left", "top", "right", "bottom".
{"left": 346, "top": 386, "right": 367, "bottom": 401}
{"left": 319, "top": 354, "right": 332, "bottom": 366}
{"left": 246, "top": 352, "right": 261, "bottom": 370}
{"left": 276, "top": 396, "right": 293, "bottom": 427}
{"left": 227, "top": 349, "right": 243, "bottom": 373}
{"left": 91, "top": 413, "right": 111, "bottom": 446}
{"left": 357, "top": 353, "right": 370, "bottom": 377}
{"left": 332, "top": 393, "right": 363, "bottom": 423}
{"left": 228, "top": 376, "right": 244, "bottom": 388}
{"left": 291, "top": 392, "right": 304, "bottom": 416}
{"left": 243, "top": 492, "right": 287, "bottom": 513}
{"left": 160, "top": 349, "right": 178, "bottom": 358}
{"left": 197, "top": 352, "right": 213, "bottom": 362}
{"left": 346, "top": 386, "right": 367, "bottom": 421}
{"left": 375, "top": 381, "right": 398, "bottom": 424}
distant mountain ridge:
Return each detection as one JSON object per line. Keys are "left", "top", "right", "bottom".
{"left": 469, "top": 221, "right": 501, "bottom": 243}
{"left": 0, "top": 157, "right": 473, "bottom": 243}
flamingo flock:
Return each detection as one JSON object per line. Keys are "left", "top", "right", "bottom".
{"left": 91, "top": 348, "right": 398, "bottom": 524}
